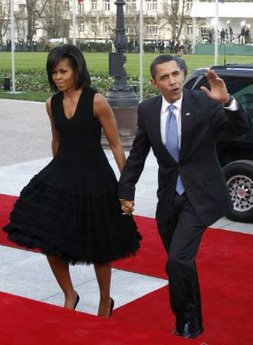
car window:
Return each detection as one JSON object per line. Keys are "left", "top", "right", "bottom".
{"left": 184, "top": 75, "right": 199, "bottom": 90}
{"left": 185, "top": 74, "right": 253, "bottom": 112}
{"left": 222, "top": 77, "right": 253, "bottom": 112}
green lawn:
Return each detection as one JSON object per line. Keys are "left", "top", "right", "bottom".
{"left": 1, "top": 51, "right": 253, "bottom": 76}
{"left": 1, "top": 51, "right": 253, "bottom": 102}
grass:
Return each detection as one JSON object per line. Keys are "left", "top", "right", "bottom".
{"left": 0, "top": 91, "right": 53, "bottom": 102}
{"left": 1, "top": 51, "right": 253, "bottom": 102}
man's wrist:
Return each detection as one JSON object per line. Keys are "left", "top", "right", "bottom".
{"left": 223, "top": 94, "right": 234, "bottom": 107}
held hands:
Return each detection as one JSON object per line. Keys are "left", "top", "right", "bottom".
{"left": 200, "top": 69, "right": 230, "bottom": 105}
{"left": 120, "top": 199, "right": 135, "bottom": 216}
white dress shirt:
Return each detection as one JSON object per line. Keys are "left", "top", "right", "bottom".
{"left": 160, "top": 95, "right": 183, "bottom": 148}
{"left": 160, "top": 94, "right": 238, "bottom": 149}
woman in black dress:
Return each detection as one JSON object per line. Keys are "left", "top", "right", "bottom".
{"left": 3, "top": 44, "right": 141, "bottom": 318}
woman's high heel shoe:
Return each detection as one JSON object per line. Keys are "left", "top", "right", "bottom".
{"left": 109, "top": 298, "right": 114, "bottom": 317}
{"left": 73, "top": 291, "right": 80, "bottom": 310}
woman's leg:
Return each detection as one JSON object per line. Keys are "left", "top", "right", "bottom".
{"left": 94, "top": 262, "right": 112, "bottom": 318}
{"left": 46, "top": 254, "right": 77, "bottom": 309}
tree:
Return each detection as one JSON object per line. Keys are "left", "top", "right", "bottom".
{"left": 43, "top": 0, "right": 66, "bottom": 38}
{"left": 0, "top": 4, "right": 9, "bottom": 47}
{"left": 125, "top": 11, "right": 140, "bottom": 52}
{"left": 164, "top": 0, "right": 187, "bottom": 41}
{"left": 25, "top": 0, "right": 49, "bottom": 42}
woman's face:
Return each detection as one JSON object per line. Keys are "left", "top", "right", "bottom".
{"left": 51, "top": 58, "right": 77, "bottom": 92}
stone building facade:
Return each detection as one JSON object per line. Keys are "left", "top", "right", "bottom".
{"left": 0, "top": 0, "right": 252, "bottom": 49}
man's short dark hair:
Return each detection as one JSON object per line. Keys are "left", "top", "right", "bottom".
{"left": 150, "top": 54, "right": 188, "bottom": 79}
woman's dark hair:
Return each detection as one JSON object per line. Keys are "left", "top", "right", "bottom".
{"left": 150, "top": 54, "right": 188, "bottom": 80}
{"left": 46, "top": 44, "right": 91, "bottom": 91}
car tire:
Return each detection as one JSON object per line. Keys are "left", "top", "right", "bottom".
{"left": 223, "top": 160, "right": 253, "bottom": 223}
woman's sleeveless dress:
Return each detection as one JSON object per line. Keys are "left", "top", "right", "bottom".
{"left": 3, "top": 87, "right": 141, "bottom": 264}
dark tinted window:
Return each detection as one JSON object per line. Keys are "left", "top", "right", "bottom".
{"left": 185, "top": 73, "right": 253, "bottom": 112}
{"left": 224, "top": 78, "right": 253, "bottom": 111}
{"left": 183, "top": 75, "right": 199, "bottom": 90}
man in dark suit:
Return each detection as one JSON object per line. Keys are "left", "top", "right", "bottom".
{"left": 118, "top": 55, "right": 250, "bottom": 339}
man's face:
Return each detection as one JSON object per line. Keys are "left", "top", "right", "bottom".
{"left": 151, "top": 60, "right": 185, "bottom": 103}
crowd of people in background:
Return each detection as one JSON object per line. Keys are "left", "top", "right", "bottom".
{"left": 5, "top": 35, "right": 38, "bottom": 52}
{"left": 128, "top": 39, "right": 190, "bottom": 55}
{"left": 204, "top": 24, "right": 251, "bottom": 45}
{"left": 1, "top": 24, "right": 252, "bottom": 54}
{"left": 1, "top": 37, "right": 191, "bottom": 55}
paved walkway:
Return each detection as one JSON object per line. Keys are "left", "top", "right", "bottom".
{"left": 0, "top": 99, "right": 252, "bottom": 316}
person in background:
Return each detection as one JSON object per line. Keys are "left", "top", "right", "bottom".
{"left": 239, "top": 26, "right": 246, "bottom": 44}
{"left": 229, "top": 25, "right": 233, "bottom": 42}
{"left": 220, "top": 28, "right": 226, "bottom": 44}
{"left": 118, "top": 54, "right": 250, "bottom": 338}
{"left": 3, "top": 44, "right": 141, "bottom": 318}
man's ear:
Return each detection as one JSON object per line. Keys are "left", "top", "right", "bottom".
{"left": 150, "top": 79, "right": 157, "bottom": 88}
{"left": 181, "top": 69, "right": 186, "bottom": 81}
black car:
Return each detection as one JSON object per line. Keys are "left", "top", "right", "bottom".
{"left": 184, "top": 64, "right": 253, "bottom": 223}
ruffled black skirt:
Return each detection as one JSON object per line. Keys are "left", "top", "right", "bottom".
{"left": 3, "top": 159, "right": 141, "bottom": 264}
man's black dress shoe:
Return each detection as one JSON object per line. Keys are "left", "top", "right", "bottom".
{"left": 173, "top": 320, "right": 204, "bottom": 339}
{"left": 173, "top": 329, "right": 185, "bottom": 337}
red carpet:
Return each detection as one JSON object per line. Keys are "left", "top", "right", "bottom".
{"left": 113, "top": 216, "right": 253, "bottom": 344}
{"left": 1, "top": 193, "right": 253, "bottom": 344}
{"left": 0, "top": 292, "right": 187, "bottom": 345}
{"left": 0, "top": 194, "right": 20, "bottom": 249}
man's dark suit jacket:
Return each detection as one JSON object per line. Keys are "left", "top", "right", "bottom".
{"left": 118, "top": 88, "right": 251, "bottom": 227}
